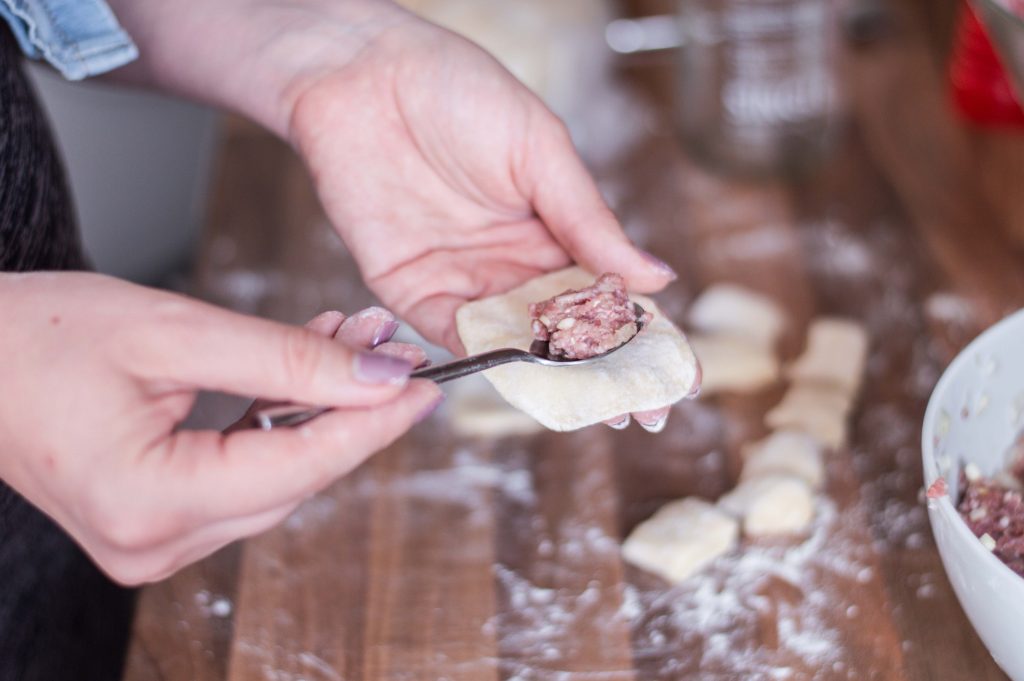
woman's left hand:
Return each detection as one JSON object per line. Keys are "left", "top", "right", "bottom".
{"left": 286, "top": 15, "right": 676, "bottom": 353}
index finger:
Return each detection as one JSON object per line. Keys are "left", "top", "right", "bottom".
{"left": 132, "top": 299, "right": 413, "bottom": 407}
{"left": 524, "top": 117, "right": 678, "bottom": 292}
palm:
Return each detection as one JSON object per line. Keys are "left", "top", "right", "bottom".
{"left": 291, "top": 21, "right": 613, "bottom": 350}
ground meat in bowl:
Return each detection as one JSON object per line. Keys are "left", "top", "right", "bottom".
{"left": 957, "top": 465, "right": 1024, "bottom": 577}
{"left": 528, "top": 272, "right": 649, "bottom": 360}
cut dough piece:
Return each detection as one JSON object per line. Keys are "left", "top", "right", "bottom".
{"left": 741, "top": 430, "right": 825, "bottom": 489}
{"left": 687, "top": 283, "right": 786, "bottom": 349}
{"left": 765, "top": 386, "right": 849, "bottom": 450}
{"left": 622, "top": 498, "right": 739, "bottom": 583}
{"left": 718, "top": 475, "right": 815, "bottom": 537}
{"left": 771, "top": 383, "right": 855, "bottom": 418}
{"left": 689, "top": 333, "right": 779, "bottom": 395}
{"left": 456, "top": 267, "right": 700, "bottom": 431}
{"left": 786, "top": 318, "right": 869, "bottom": 395}
{"left": 446, "top": 374, "right": 544, "bottom": 439}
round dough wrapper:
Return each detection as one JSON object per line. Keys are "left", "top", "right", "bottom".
{"left": 718, "top": 475, "right": 815, "bottom": 537}
{"left": 741, "top": 430, "right": 825, "bottom": 489}
{"left": 622, "top": 498, "right": 739, "bottom": 584}
{"left": 456, "top": 267, "right": 699, "bottom": 432}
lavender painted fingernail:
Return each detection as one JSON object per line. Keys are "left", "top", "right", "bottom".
{"left": 372, "top": 320, "right": 401, "bottom": 347}
{"left": 638, "top": 414, "right": 669, "bottom": 434}
{"left": 607, "top": 414, "right": 631, "bottom": 430}
{"left": 353, "top": 351, "right": 412, "bottom": 385}
{"left": 639, "top": 249, "right": 678, "bottom": 280}
{"left": 687, "top": 362, "right": 703, "bottom": 398}
{"left": 415, "top": 394, "right": 446, "bottom": 424}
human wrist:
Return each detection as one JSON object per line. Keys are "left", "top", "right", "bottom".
{"left": 243, "top": 0, "right": 414, "bottom": 138}
{"left": 106, "top": 0, "right": 412, "bottom": 138}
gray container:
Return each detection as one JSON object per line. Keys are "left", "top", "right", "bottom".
{"left": 27, "top": 64, "right": 219, "bottom": 284}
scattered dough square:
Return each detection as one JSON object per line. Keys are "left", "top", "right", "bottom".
{"left": 689, "top": 333, "right": 779, "bottom": 395}
{"left": 687, "top": 283, "right": 786, "bottom": 349}
{"left": 741, "top": 430, "right": 825, "bottom": 489}
{"left": 786, "top": 318, "right": 869, "bottom": 395}
{"left": 456, "top": 267, "right": 699, "bottom": 431}
{"left": 445, "top": 374, "right": 543, "bottom": 439}
{"left": 765, "top": 382, "right": 856, "bottom": 449}
{"left": 771, "top": 383, "right": 855, "bottom": 418}
{"left": 622, "top": 498, "right": 739, "bottom": 583}
{"left": 718, "top": 475, "right": 815, "bottom": 537}
{"left": 765, "top": 389, "right": 849, "bottom": 450}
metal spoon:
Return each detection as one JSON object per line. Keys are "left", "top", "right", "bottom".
{"left": 255, "top": 303, "right": 648, "bottom": 430}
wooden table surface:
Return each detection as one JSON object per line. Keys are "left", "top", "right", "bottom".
{"left": 123, "top": 0, "right": 1024, "bottom": 679}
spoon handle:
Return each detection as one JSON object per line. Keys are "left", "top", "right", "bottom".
{"left": 410, "top": 348, "right": 531, "bottom": 384}
{"left": 253, "top": 349, "right": 530, "bottom": 430}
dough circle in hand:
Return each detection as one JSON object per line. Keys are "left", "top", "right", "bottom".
{"left": 622, "top": 498, "right": 739, "bottom": 583}
{"left": 456, "top": 267, "right": 699, "bottom": 431}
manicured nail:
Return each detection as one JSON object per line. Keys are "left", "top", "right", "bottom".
{"left": 638, "top": 414, "right": 669, "bottom": 434}
{"left": 607, "top": 414, "right": 631, "bottom": 430}
{"left": 415, "top": 393, "right": 446, "bottom": 423}
{"left": 372, "top": 321, "right": 400, "bottom": 347}
{"left": 687, "top": 362, "right": 703, "bottom": 398}
{"left": 639, "top": 249, "right": 678, "bottom": 281}
{"left": 353, "top": 351, "right": 412, "bottom": 385}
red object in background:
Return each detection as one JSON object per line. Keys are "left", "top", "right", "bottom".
{"left": 949, "top": 2, "right": 1024, "bottom": 127}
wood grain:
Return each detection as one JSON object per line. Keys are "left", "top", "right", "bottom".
{"left": 123, "top": 0, "right": 1024, "bottom": 679}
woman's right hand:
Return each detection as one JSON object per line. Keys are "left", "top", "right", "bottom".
{"left": 0, "top": 272, "right": 442, "bottom": 585}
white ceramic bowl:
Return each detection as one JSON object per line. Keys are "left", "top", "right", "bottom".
{"left": 923, "top": 308, "right": 1024, "bottom": 681}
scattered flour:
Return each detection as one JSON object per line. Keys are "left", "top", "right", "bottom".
{"left": 617, "top": 499, "right": 881, "bottom": 678}
{"left": 801, "top": 219, "right": 875, "bottom": 278}
{"left": 193, "top": 590, "right": 233, "bottom": 619}
{"left": 924, "top": 292, "right": 975, "bottom": 326}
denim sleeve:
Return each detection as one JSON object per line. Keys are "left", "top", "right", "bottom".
{"left": 0, "top": 0, "right": 137, "bottom": 80}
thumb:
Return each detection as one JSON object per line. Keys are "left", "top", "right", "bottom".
{"left": 158, "top": 379, "right": 444, "bottom": 520}
{"left": 524, "top": 117, "right": 677, "bottom": 293}
{"left": 137, "top": 299, "right": 413, "bottom": 407}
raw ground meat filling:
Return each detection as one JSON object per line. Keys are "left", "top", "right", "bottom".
{"left": 958, "top": 472, "right": 1024, "bottom": 577}
{"left": 528, "top": 272, "right": 648, "bottom": 360}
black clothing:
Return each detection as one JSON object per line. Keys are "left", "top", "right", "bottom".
{"left": 0, "top": 25, "right": 133, "bottom": 681}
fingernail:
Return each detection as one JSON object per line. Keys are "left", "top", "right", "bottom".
{"left": 353, "top": 351, "right": 412, "bottom": 385}
{"left": 639, "top": 249, "right": 678, "bottom": 281}
{"left": 638, "top": 414, "right": 669, "bottom": 434}
{"left": 607, "top": 414, "right": 631, "bottom": 430}
{"left": 372, "top": 321, "right": 400, "bottom": 347}
{"left": 415, "top": 393, "right": 446, "bottom": 423}
{"left": 687, "top": 362, "right": 703, "bottom": 398}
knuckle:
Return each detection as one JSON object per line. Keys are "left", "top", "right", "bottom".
{"left": 83, "top": 490, "right": 168, "bottom": 553}
{"left": 98, "top": 553, "right": 168, "bottom": 586}
{"left": 102, "top": 559, "right": 154, "bottom": 587}
{"left": 95, "top": 514, "right": 154, "bottom": 552}
{"left": 281, "top": 328, "right": 328, "bottom": 388}
{"left": 109, "top": 297, "right": 196, "bottom": 374}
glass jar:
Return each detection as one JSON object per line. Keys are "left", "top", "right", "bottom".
{"left": 675, "top": 0, "right": 845, "bottom": 177}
